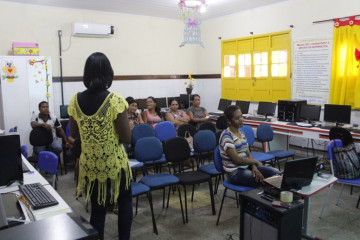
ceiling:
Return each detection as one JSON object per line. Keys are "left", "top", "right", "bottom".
{"left": 4, "top": 0, "right": 291, "bottom": 20}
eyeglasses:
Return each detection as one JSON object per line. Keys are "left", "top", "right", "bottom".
{"left": 146, "top": 100, "right": 154, "bottom": 104}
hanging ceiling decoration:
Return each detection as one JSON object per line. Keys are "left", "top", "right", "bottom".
{"left": 178, "top": 0, "right": 206, "bottom": 47}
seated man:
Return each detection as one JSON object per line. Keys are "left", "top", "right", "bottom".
{"left": 30, "top": 101, "right": 69, "bottom": 155}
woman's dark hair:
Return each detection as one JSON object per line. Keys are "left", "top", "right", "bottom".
{"left": 224, "top": 105, "right": 240, "bottom": 121}
{"left": 83, "top": 52, "right": 113, "bottom": 92}
{"left": 169, "top": 99, "right": 179, "bottom": 105}
{"left": 147, "top": 96, "right": 161, "bottom": 117}
{"left": 191, "top": 94, "right": 200, "bottom": 101}
{"left": 125, "top": 96, "right": 138, "bottom": 106}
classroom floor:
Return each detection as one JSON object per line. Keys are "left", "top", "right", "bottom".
{"left": 55, "top": 146, "right": 360, "bottom": 240}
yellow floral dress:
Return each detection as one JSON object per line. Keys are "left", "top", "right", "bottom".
{"left": 68, "top": 92, "right": 132, "bottom": 205}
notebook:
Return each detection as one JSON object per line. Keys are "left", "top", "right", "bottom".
{"left": 264, "top": 156, "right": 318, "bottom": 191}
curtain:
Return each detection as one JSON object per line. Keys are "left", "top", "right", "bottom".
{"left": 330, "top": 16, "right": 360, "bottom": 109}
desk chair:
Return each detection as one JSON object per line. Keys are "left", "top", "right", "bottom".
{"left": 131, "top": 181, "right": 158, "bottom": 235}
{"left": 164, "top": 137, "right": 216, "bottom": 223}
{"left": 320, "top": 140, "right": 360, "bottom": 218}
{"left": 136, "top": 137, "right": 181, "bottom": 218}
{"left": 239, "top": 125, "right": 275, "bottom": 164}
{"left": 28, "top": 127, "right": 54, "bottom": 167}
{"left": 38, "top": 151, "right": 58, "bottom": 189}
{"left": 154, "top": 121, "right": 177, "bottom": 172}
{"left": 21, "top": 145, "right": 28, "bottom": 159}
{"left": 177, "top": 124, "right": 196, "bottom": 138}
{"left": 214, "top": 146, "right": 253, "bottom": 225}
{"left": 199, "top": 122, "right": 216, "bottom": 133}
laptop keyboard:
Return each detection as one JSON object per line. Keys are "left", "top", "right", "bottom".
{"left": 19, "top": 183, "right": 58, "bottom": 210}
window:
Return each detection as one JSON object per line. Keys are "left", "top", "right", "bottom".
{"left": 271, "top": 50, "right": 287, "bottom": 77}
{"left": 254, "top": 52, "right": 268, "bottom": 77}
{"left": 223, "top": 55, "right": 236, "bottom": 77}
{"left": 238, "top": 54, "right": 251, "bottom": 77}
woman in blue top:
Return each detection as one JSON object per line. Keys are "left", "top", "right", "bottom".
{"left": 219, "top": 105, "right": 279, "bottom": 188}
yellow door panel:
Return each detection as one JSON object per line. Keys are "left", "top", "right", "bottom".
{"left": 253, "top": 89, "right": 271, "bottom": 102}
{"left": 237, "top": 39, "right": 252, "bottom": 51}
{"left": 222, "top": 41, "right": 237, "bottom": 54}
{"left": 237, "top": 89, "right": 251, "bottom": 101}
{"left": 253, "top": 36, "right": 269, "bottom": 50}
{"left": 271, "top": 32, "right": 290, "bottom": 48}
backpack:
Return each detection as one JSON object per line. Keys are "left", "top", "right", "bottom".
{"left": 29, "top": 127, "right": 53, "bottom": 146}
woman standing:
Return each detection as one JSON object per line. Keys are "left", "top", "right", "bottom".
{"left": 68, "top": 52, "right": 132, "bottom": 240}
{"left": 125, "top": 96, "right": 144, "bottom": 130}
{"left": 142, "top": 96, "right": 163, "bottom": 129}
{"left": 187, "top": 94, "right": 210, "bottom": 129}
{"left": 219, "top": 105, "right": 280, "bottom": 188}
{"left": 165, "top": 99, "right": 190, "bottom": 129}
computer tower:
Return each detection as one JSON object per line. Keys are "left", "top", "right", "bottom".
{"left": 277, "top": 100, "right": 307, "bottom": 122}
{"left": 0, "top": 133, "right": 23, "bottom": 186}
{"left": 240, "top": 190, "right": 303, "bottom": 240}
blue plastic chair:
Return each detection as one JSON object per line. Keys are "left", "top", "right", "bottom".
{"left": 240, "top": 125, "right": 275, "bottom": 164}
{"left": 131, "top": 181, "right": 158, "bottom": 234}
{"left": 155, "top": 121, "right": 176, "bottom": 142}
{"left": 38, "top": 151, "right": 58, "bottom": 189}
{"left": 213, "top": 146, "right": 253, "bottom": 225}
{"left": 21, "top": 145, "right": 28, "bottom": 159}
{"left": 136, "top": 137, "right": 180, "bottom": 213}
{"left": 256, "top": 123, "right": 295, "bottom": 170}
{"left": 131, "top": 124, "right": 155, "bottom": 145}
{"left": 195, "top": 130, "right": 222, "bottom": 194}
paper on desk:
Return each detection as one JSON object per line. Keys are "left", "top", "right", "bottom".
{"left": 296, "top": 122, "right": 312, "bottom": 127}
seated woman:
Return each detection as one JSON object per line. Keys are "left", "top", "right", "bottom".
{"left": 187, "top": 94, "right": 210, "bottom": 129}
{"left": 125, "top": 96, "right": 144, "bottom": 130}
{"left": 219, "top": 105, "right": 280, "bottom": 188}
{"left": 141, "top": 96, "right": 163, "bottom": 129}
{"left": 165, "top": 99, "right": 190, "bottom": 130}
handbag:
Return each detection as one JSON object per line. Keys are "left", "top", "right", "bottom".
{"left": 332, "top": 142, "right": 360, "bottom": 179}
{"left": 184, "top": 131, "right": 194, "bottom": 151}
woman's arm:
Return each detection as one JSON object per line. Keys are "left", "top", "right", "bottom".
{"left": 179, "top": 111, "right": 190, "bottom": 123}
{"left": 69, "top": 116, "right": 80, "bottom": 139}
{"left": 165, "top": 112, "right": 181, "bottom": 126}
{"left": 187, "top": 111, "right": 207, "bottom": 123}
{"left": 138, "top": 112, "right": 144, "bottom": 124}
{"left": 226, "top": 147, "right": 261, "bottom": 166}
{"left": 142, "top": 111, "right": 148, "bottom": 123}
{"left": 115, "top": 111, "right": 131, "bottom": 144}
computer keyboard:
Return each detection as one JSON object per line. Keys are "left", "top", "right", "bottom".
{"left": 19, "top": 183, "right": 58, "bottom": 210}
{"left": 244, "top": 116, "right": 267, "bottom": 121}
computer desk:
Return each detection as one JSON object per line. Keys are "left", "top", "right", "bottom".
{"left": 243, "top": 119, "right": 360, "bottom": 151}
{"left": 293, "top": 175, "right": 338, "bottom": 240}
{"left": 0, "top": 156, "right": 72, "bottom": 221}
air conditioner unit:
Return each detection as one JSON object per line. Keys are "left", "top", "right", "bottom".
{"left": 72, "top": 22, "right": 114, "bottom": 37}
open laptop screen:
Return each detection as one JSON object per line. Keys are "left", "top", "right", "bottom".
{"left": 281, "top": 156, "right": 318, "bottom": 190}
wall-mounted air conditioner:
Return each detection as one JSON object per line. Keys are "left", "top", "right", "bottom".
{"left": 72, "top": 22, "right": 114, "bottom": 37}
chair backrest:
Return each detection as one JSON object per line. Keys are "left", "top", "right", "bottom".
{"left": 213, "top": 146, "right": 224, "bottom": 173}
{"left": 177, "top": 124, "right": 196, "bottom": 138}
{"left": 131, "top": 124, "right": 155, "bottom": 145}
{"left": 216, "top": 115, "right": 228, "bottom": 130}
{"left": 199, "top": 122, "right": 216, "bottom": 133}
{"left": 215, "top": 131, "right": 222, "bottom": 146}
{"left": 239, "top": 125, "right": 255, "bottom": 146}
{"left": 38, "top": 151, "right": 58, "bottom": 175}
{"left": 21, "top": 145, "right": 28, "bottom": 159}
{"left": 155, "top": 121, "right": 176, "bottom": 142}
{"left": 328, "top": 139, "right": 343, "bottom": 175}
{"left": 329, "top": 127, "right": 353, "bottom": 146}
{"left": 164, "top": 137, "right": 191, "bottom": 163}
{"left": 256, "top": 123, "right": 274, "bottom": 143}
{"left": 193, "top": 130, "right": 216, "bottom": 153}
{"left": 135, "top": 137, "right": 163, "bottom": 163}
{"left": 29, "top": 127, "right": 53, "bottom": 146}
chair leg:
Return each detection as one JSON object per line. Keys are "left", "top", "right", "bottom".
{"left": 146, "top": 192, "right": 158, "bottom": 235}
{"left": 319, "top": 184, "right": 334, "bottom": 218}
{"left": 135, "top": 196, "right": 139, "bottom": 215}
{"left": 336, "top": 184, "right": 345, "bottom": 205}
{"left": 52, "top": 175, "right": 56, "bottom": 189}
{"left": 216, "top": 187, "right": 228, "bottom": 225}
{"left": 162, "top": 188, "right": 166, "bottom": 208}
{"left": 178, "top": 185, "right": 185, "bottom": 224}
{"left": 357, "top": 194, "right": 360, "bottom": 208}
{"left": 191, "top": 185, "right": 195, "bottom": 202}
{"left": 184, "top": 186, "right": 188, "bottom": 223}
{"left": 208, "top": 179, "right": 216, "bottom": 215}
{"left": 166, "top": 186, "right": 171, "bottom": 208}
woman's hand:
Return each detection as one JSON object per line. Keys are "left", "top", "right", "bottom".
{"left": 251, "top": 165, "right": 264, "bottom": 182}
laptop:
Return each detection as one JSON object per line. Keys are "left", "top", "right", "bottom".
{"left": 264, "top": 156, "right": 318, "bottom": 192}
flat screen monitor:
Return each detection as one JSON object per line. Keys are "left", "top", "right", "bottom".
{"left": 235, "top": 101, "right": 250, "bottom": 114}
{"left": 0, "top": 133, "right": 23, "bottom": 186}
{"left": 299, "top": 104, "right": 321, "bottom": 123}
{"left": 154, "top": 97, "right": 167, "bottom": 108}
{"left": 257, "top": 102, "right": 276, "bottom": 117}
{"left": 218, "top": 99, "right": 232, "bottom": 111}
{"left": 167, "top": 97, "right": 181, "bottom": 107}
{"left": 179, "top": 94, "right": 194, "bottom": 109}
{"left": 281, "top": 156, "right": 318, "bottom": 190}
{"left": 324, "top": 104, "right": 351, "bottom": 126}
{"left": 135, "top": 98, "right": 147, "bottom": 110}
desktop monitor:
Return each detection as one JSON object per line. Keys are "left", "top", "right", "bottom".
{"left": 324, "top": 104, "right": 351, "bottom": 126}
{"left": 257, "top": 102, "right": 276, "bottom": 117}
{"left": 167, "top": 97, "right": 181, "bottom": 107}
{"left": 135, "top": 98, "right": 147, "bottom": 110}
{"left": 154, "top": 97, "right": 167, "bottom": 108}
{"left": 299, "top": 104, "right": 321, "bottom": 123}
{"left": 281, "top": 156, "right": 318, "bottom": 190}
{"left": 235, "top": 101, "right": 250, "bottom": 114}
{"left": 0, "top": 133, "right": 23, "bottom": 186}
{"left": 179, "top": 94, "right": 194, "bottom": 109}
{"left": 218, "top": 99, "right": 232, "bottom": 111}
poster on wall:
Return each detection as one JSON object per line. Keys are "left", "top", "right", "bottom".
{"left": 292, "top": 38, "right": 332, "bottom": 104}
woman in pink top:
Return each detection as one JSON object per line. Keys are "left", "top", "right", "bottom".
{"left": 142, "top": 96, "right": 163, "bottom": 129}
